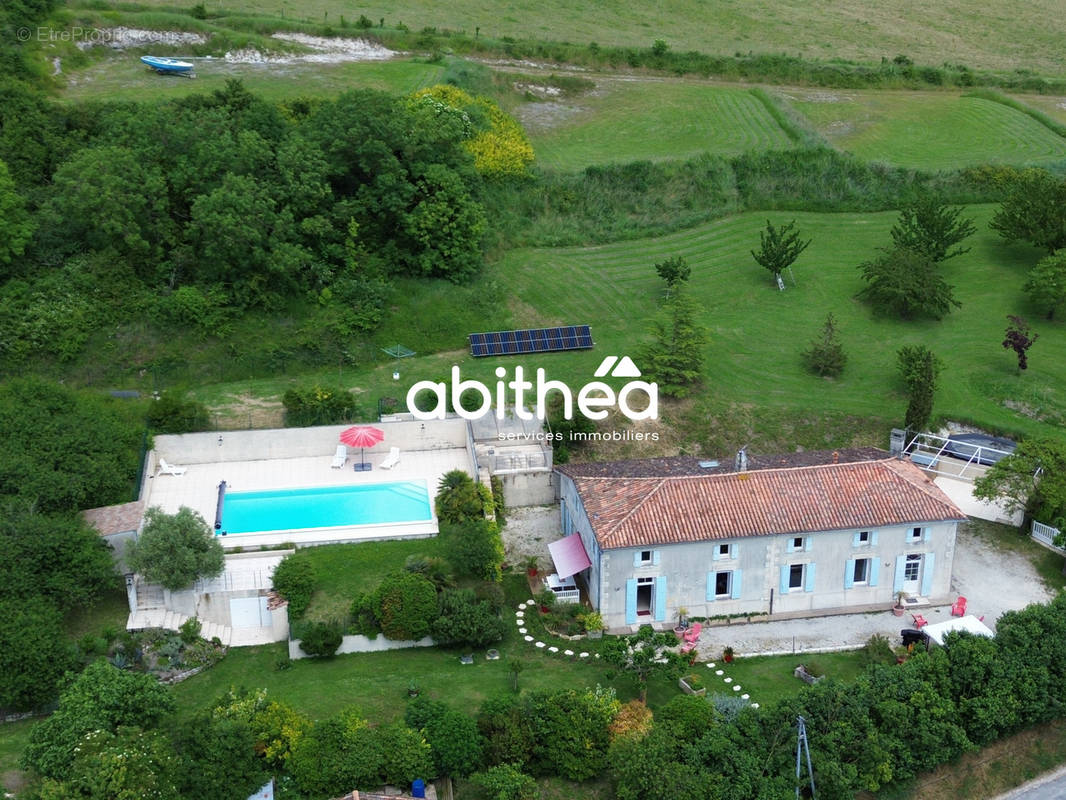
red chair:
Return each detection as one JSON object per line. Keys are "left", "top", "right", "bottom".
{"left": 911, "top": 613, "right": 928, "bottom": 629}
{"left": 682, "top": 622, "right": 703, "bottom": 643}
{"left": 951, "top": 596, "right": 967, "bottom": 617}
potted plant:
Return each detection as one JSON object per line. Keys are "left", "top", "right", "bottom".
{"left": 535, "top": 588, "right": 556, "bottom": 614}
{"left": 674, "top": 607, "right": 689, "bottom": 635}
{"left": 407, "top": 681, "right": 421, "bottom": 698}
{"left": 579, "top": 610, "right": 604, "bottom": 639}
{"left": 892, "top": 591, "right": 908, "bottom": 617}
{"left": 679, "top": 672, "right": 706, "bottom": 696}
{"left": 525, "top": 556, "right": 539, "bottom": 577}
{"left": 723, "top": 646, "right": 735, "bottom": 664}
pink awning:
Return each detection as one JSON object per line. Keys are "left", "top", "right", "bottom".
{"left": 548, "top": 533, "right": 592, "bottom": 580}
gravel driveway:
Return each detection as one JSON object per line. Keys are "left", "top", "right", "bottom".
{"left": 501, "top": 512, "right": 1055, "bottom": 657}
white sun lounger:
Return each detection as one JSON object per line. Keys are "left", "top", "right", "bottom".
{"left": 379, "top": 446, "right": 401, "bottom": 470}
{"left": 158, "top": 458, "right": 187, "bottom": 476}
{"left": 331, "top": 445, "right": 347, "bottom": 468}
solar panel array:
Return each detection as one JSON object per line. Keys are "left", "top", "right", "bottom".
{"left": 469, "top": 325, "right": 594, "bottom": 357}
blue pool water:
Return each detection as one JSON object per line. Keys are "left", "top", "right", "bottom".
{"left": 219, "top": 481, "right": 432, "bottom": 535}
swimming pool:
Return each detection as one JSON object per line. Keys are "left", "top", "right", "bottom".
{"left": 218, "top": 481, "right": 432, "bottom": 535}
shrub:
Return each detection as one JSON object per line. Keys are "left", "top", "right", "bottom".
{"left": 863, "top": 633, "right": 896, "bottom": 666}
{"left": 435, "top": 470, "right": 487, "bottom": 523}
{"left": 608, "top": 700, "right": 653, "bottom": 741}
{"left": 802, "top": 312, "right": 847, "bottom": 378}
{"left": 178, "top": 616, "right": 202, "bottom": 645}
{"left": 127, "top": 507, "right": 224, "bottom": 591}
{"left": 146, "top": 390, "right": 211, "bottom": 433}
{"left": 299, "top": 622, "right": 343, "bottom": 657}
{"left": 281, "top": 385, "right": 356, "bottom": 427}
{"left": 272, "top": 553, "right": 316, "bottom": 619}
{"left": 373, "top": 571, "right": 439, "bottom": 640}
{"left": 350, "top": 591, "right": 380, "bottom": 635}
{"left": 431, "top": 588, "right": 506, "bottom": 648}
{"left": 439, "top": 519, "right": 505, "bottom": 582}
{"left": 470, "top": 763, "right": 539, "bottom": 800}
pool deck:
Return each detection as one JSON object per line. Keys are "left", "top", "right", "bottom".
{"left": 144, "top": 446, "right": 469, "bottom": 549}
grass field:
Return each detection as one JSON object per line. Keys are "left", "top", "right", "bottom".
{"left": 788, "top": 90, "right": 1066, "bottom": 170}
{"left": 113, "top": 0, "right": 1066, "bottom": 79}
{"left": 490, "top": 204, "right": 1066, "bottom": 445}
{"left": 61, "top": 56, "right": 444, "bottom": 102}
{"left": 525, "top": 81, "right": 792, "bottom": 170}
{"left": 1012, "top": 93, "right": 1066, "bottom": 126}
{"left": 722, "top": 651, "right": 868, "bottom": 707}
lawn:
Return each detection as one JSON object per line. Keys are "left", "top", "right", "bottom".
{"left": 525, "top": 82, "right": 792, "bottom": 170}
{"left": 787, "top": 90, "right": 1066, "bottom": 170}
{"left": 718, "top": 650, "right": 868, "bottom": 708}
{"left": 491, "top": 204, "right": 1066, "bottom": 448}
{"left": 105, "top": 0, "right": 1066, "bottom": 78}
{"left": 61, "top": 55, "right": 445, "bottom": 103}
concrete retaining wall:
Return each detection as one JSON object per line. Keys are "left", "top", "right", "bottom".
{"left": 499, "top": 469, "right": 556, "bottom": 507}
{"left": 289, "top": 633, "right": 436, "bottom": 659}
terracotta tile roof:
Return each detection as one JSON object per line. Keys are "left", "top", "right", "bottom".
{"left": 564, "top": 455, "right": 966, "bottom": 549}
{"left": 556, "top": 447, "right": 887, "bottom": 479}
{"left": 82, "top": 501, "right": 145, "bottom": 537}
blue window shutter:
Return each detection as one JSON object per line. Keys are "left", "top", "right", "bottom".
{"left": 625, "top": 579, "right": 637, "bottom": 625}
{"left": 779, "top": 565, "right": 789, "bottom": 594}
{"left": 633, "top": 551, "right": 641, "bottom": 568}
{"left": 731, "top": 569, "right": 742, "bottom": 600}
{"left": 844, "top": 560, "right": 855, "bottom": 589}
{"left": 804, "top": 563, "right": 816, "bottom": 593}
{"left": 712, "top": 546, "right": 721, "bottom": 561}
{"left": 870, "top": 558, "right": 880, "bottom": 587}
{"left": 852, "top": 532, "right": 860, "bottom": 548}
{"left": 653, "top": 550, "right": 661, "bottom": 566}
{"left": 654, "top": 577, "right": 667, "bottom": 622}
{"left": 804, "top": 537, "right": 812, "bottom": 552}
{"left": 923, "top": 527, "right": 931, "bottom": 542}
{"left": 871, "top": 530, "right": 879, "bottom": 546}
{"left": 921, "top": 553, "right": 935, "bottom": 596}
{"left": 893, "top": 555, "right": 906, "bottom": 593}
{"left": 707, "top": 572, "right": 716, "bottom": 602}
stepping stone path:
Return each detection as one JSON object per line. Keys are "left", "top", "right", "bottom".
{"left": 509, "top": 601, "right": 758, "bottom": 707}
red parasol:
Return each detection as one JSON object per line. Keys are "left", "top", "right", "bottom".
{"left": 340, "top": 425, "right": 385, "bottom": 470}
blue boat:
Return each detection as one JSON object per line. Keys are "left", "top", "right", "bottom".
{"left": 140, "top": 55, "right": 195, "bottom": 76}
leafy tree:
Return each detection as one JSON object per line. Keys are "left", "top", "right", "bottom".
{"left": 751, "top": 219, "right": 810, "bottom": 284}
{"left": 890, "top": 194, "right": 976, "bottom": 262}
{"left": 638, "top": 287, "right": 708, "bottom": 398}
{"left": 603, "top": 625, "right": 688, "bottom": 702}
{"left": 288, "top": 714, "right": 376, "bottom": 798}
{"left": 974, "top": 439, "right": 1066, "bottom": 534}
{"left": 405, "top": 698, "right": 483, "bottom": 777}
{"left": 172, "top": 712, "right": 267, "bottom": 800}
{"left": 23, "top": 660, "right": 175, "bottom": 779}
{"left": 36, "top": 727, "right": 181, "bottom": 800}
{"left": 801, "top": 312, "right": 847, "bottom": 377}
{"left": 0, "top": 378, "right": 141, "bottom": 512}
{"left": 45, "top": 145, "right": 174, "bottom": 278}
{"left": 990, "top": 168, "right": 1066, "bottom": 253}
{"left": 0, "top": 597, "right": 77, "bottom": 711}
{"left": 430, "top": 588, "right": 506, "bottom": 648}
{"left": 378, "top": 721, "right": 435, "bottom": 786}
{"left": 524, "top": 687, "right": 619, "bottom": 780}
{"left": 654, "top": 255, "right": 691, "bottom": 288}
{"left": 210, "top": 688, "right": 313, "bottom": 769}
{"left": 469, "top": 763, "right": 539, "bottom": 800}
{"left": 298, "top": 622, "right": 343, "bottom": 657}
{"left": 1002, "top": 314, "right": 1038, "bottom": 371}
{"left": 438, "top": 519, "right": 505, "bottom": 582}
{"left": 126, "top": 507, "right": 224, "bottom": 591}
{"left": 0, "top": 158, "right": 33, "bottom": 271}
{"left": 1024, "top": 252, "right": 1066, "bottom": 320}
{"left": 477, "top": 694, "right": 535, "bottom": 769}
{"left": 435, "top": 469, "right": 487, "bottom": 523}
{"left": 897, "top": 345, "right": 942, "bottom": 431}
{"left": 271, "top": 552, "right": 317, "bottom": 618}
{"left": 0, "top": 503, "right": 116, "bottom": 611}
{"left": 145, "top": 391, "right": 210, "bottom": 434}
{"left": 858, "top": 247, "right": 961, "bottom": 318}
{"left": 372, "top": 570, "right": 439, "bottom": 640}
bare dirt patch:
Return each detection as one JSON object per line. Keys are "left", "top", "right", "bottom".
{"left": 513, "top": 100, "right": 586, "bottom": 132}
{"left": 77, "top": 27, "right": 207, "bottom": 50}
{"left": 225, "top": 34, "right": 395, "bottom": 64}
{"left": 500, "top": 506, "right": 559, "bottom": 572}
{"left": 209, "top": 392, "right": 284, "bottom": 430}
{"left": 803, "top": 91, "right": 855, "bottom": 103}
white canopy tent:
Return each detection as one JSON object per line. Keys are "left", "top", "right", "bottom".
{"left": 922, "top": 615, "right": 994, "bottom": 646}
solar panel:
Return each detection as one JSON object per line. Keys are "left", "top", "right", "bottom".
{"left": 469, "top": 325, "right": 594, "bottom": 357}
